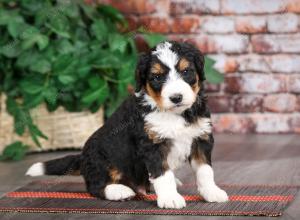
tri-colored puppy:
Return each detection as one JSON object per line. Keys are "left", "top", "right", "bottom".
{"left": 26, "top": 41, "right": 228, "bottom": 209}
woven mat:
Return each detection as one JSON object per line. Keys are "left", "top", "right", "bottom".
{"left": 0, "top": 181, "right": 298, "bottom": 217}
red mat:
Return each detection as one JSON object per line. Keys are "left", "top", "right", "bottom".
{"left": 0, "top": 181, "right": 298, "bottom": 217}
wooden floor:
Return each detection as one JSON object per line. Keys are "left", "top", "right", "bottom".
{"left": 0, "top": 134, "right": 299, "bottom": 220}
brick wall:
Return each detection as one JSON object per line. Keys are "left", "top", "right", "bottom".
{"left": 100, "top": 0, "right": 300, "bottom": 133}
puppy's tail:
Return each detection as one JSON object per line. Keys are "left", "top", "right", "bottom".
{"left": 25, "top": 154, "right": 81, "bottom": 177}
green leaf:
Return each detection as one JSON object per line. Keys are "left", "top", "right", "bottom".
{"left": 0, "top": 42, "right": 22, "bottom": 58}
{"left": 91, "top": 20, "right": 108, "bottom": 41}
{"left": 57, "top": 0, "right": 80, "bottom": 18}
{"left": 143, "top": 34, "right": 166, "bottom": 48}
{"left": 0, "top": 141, "right": 29, "bottom": 161}
{"left": 29, "top": 59, "right": 51, "bottom": 74}
{"left": 97, "top": 5, "right": 125, "bottom": 24}
{"left": 53, "top": 54, "right": 73, "bottom": 73}
{"left": 21, "top": 34, "right": 49, "bottom": 50}
{"left": 6, "top": 97, "right": 27, "bottom": 136}
{"left": 16, "top": 51, "right": 39, "bottom": 67}
{"left": 92, "top": 52, "right": 122, "bottom": 69}
{"left": 77, "top": 65, "right": 91, "bottom": 78}
{"left": 28, "top": 123, "right": 48, "bottom": 148}
{"left": 58, "top": 75, "right": 76, "bottom": 84}
{"left": 82, "top": 80, "right": 109, "bottom": 105}
{"left": 56, "top": 40, "right": 74, "bottom": 54}
{"left": 47, "top": 14, "right": 70, "bottom": 38}
{"left": 108, "top": 34, "right": 127, "bottom": 53}
{"left": 0, "top": 9, "right": 10, "bottom": 25}
{"left": 204, "top": 57, "right": 224, "bottom": 84}
{"left": 36, "top": 35, "right": 49, "bottom": 50}
{"left": 6, "top": 96, "right": 19, "bottom": 117}
{"left": 7, "top": 17, "right": 25, "bottom": 38}
{"left": 78, "top": 2, "right": 96, "bottom": 20}
{"left": 43, "top": 87, "right": 58, "bottom": 106}
{"left": 24, "top": 93, "right": 44, "bottom": 109}
{"left": 20, "top": 80, "right": 43, "bottom": 94}
{"left": 88, "top": 75, "right": 103, "bottom": 89}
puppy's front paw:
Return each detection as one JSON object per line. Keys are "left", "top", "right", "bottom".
{"left": 199, "top": 185, "right": 228, "bottom": 203}
{"left": 157, "top": 192, "right": 186, "bottom": 209}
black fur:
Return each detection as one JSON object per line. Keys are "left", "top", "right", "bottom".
{"left": 44, "top": 154, "right": 81, "bottom": 175}
{"left": 39, "top": 41, "right": 214, "bottom": 199}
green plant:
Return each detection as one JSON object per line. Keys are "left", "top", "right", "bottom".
{"left": 0, "top": 0, "right": 223, "bottom": 160}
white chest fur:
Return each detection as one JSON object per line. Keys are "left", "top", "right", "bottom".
{"left": 144, "top": 111, "right": 212, "bottom": 170}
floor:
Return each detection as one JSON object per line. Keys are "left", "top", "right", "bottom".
{"left": 0, "top": 134, "right": 299, "bottom": 220}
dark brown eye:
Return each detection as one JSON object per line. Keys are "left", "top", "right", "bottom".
{"left": 153, "top": 74, "right": 163, "bottom": 81}
{"left": 183, "top": 69, "right": 192, "bottom": 74}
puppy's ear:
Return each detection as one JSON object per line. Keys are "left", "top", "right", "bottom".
{"left": 135, "top": 53, "right": 150, "bottom": 93}
{"left": 193, "top": 48, "right": 205, "bottom": 82}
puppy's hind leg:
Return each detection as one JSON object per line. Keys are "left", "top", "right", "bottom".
{"left": 82, "top": 161, "right": 136, "bottom": 201}
{"left": 104, "top": 184, "right": 136, "bottom": 201}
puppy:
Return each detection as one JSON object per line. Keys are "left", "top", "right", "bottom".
{"left": 26, "top": 41, "right": 228, "bottom": 209}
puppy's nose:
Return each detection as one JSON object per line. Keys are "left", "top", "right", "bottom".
{"left": 169, "top": 94, "right": 183, "bottom": 104}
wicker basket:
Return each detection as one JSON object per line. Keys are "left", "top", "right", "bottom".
{"left": 0, "top": 94, "right": 104, "bottom": 153}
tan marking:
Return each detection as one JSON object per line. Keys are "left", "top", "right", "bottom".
{"left": 146, "top": 83, "right": 163, "bottom": 109}
{"left": 199, "top": 132, "right": 210, "bottom": 141}
{"left": 178, "top": 58, "right": 190, "bottom": 71}
{"left": 109, "top": 167, "right": 122, "bottom": 183}
{"left": 192, "top": 74, "right": 200, "bottom": 94}
{"left": 144, "top": 123, "right": 171, "bottom": 171}
{"left": 68, "top": 169, "right": 81, "bottom": 176}
{"left": 144, "top": 123, "right": 163, "bottom": 144}
{"left": 151, "top": 63, "right": 163, "bottom": 74}
{"left": 190, "top": 147, "right": 207, "bottom": 165}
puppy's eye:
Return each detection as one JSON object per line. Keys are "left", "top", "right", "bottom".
{"left": 153, "top": 74, "right": 163, "bottom": 81}
{"left": 182, "top": 69, "right": 191, "bottom": 74}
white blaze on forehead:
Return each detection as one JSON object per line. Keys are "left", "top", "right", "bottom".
{"left": 152, "top": 42, "right": 178, "bottom": 75}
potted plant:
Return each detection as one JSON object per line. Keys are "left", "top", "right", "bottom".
{"left": 0, "top": 0, "right": 223, "bottom": 160}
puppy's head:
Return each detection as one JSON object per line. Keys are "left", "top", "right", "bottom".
{"left": 135, "top": 41, "right": 205, "bottom": 113}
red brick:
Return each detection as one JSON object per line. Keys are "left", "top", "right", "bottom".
{"left": 238, "top": 54, "right": 300, "bottom": 73}
{"left": 267, "top": 14, "right": 298, "bottom": 33}
{"left": 288, "top": 75, "right": 300, "bottom": 93}
{"left": 234, "top": 95, "right": 263, "bottom": 113}
{"left": 208, "top": 95, "right": 231, "bottom": 113}
{"left": 221, "top": 0, "right": 285, "bottom": 15}
{"left": 212, "top": 114, "right": 254, "bottom": 133}
{"left": 100, "top": 0, "right": 156, "bottom": 14}
{"left": 252, "top": 34, "right": 300, "bottom": 53}
{"left": 251, "top": 114, "right": 291, "bottom": 133}
{"left": 190, "top": 35, "right": 217, "bottom": 54}
{"left": 213, "top": 35, "right": 249, "bottom": 54}
{"left": 205, "top": 83, "right": 220, "bottom": 92}
{"left": 266, "top": 55, "right": 300, "bottom": 73}
{"left": 235, "top": 16, "right": 267, "bottom": 34}
{"left": 210, "top": 55, "right": 238, "bottom": 73}
{"left": 297, "top": 96, "right": 300, "bottom": 112}
{"left": 238, "top": 55, "right": 269, "bottom": 72}
{"left": 125, "top": 15, "right": 138, "bottom": 31}
{"left": 135, "top": 34, "right": 150, "bottom": 53}
{"left": 171, "top": 16, "right": 200, "bottom": 33}
{"left": 225, "top": 74, "right": 287, "bottom": 94}
{"left": 192, "top": 35, "right": 249, "bottom": 54}
{"left": 263, "top": 94, "right": 297, "bottom": 113}
{"left": 139, "top": 16, "right": 170, "bottom": 33}
{"left": 289, "top": 114, "right": 300, "bottom": 133}
{"left": 286, "top": 0, "right": 300, "bottom": 13}
{"left": 202, "top": 16, "right": 234, "bottom": 34}
{"left": 170, "top": 0, "right": 220, "bottom": 15}
{"left": 225, "top": 76, "right": 241, "bottom": 93}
